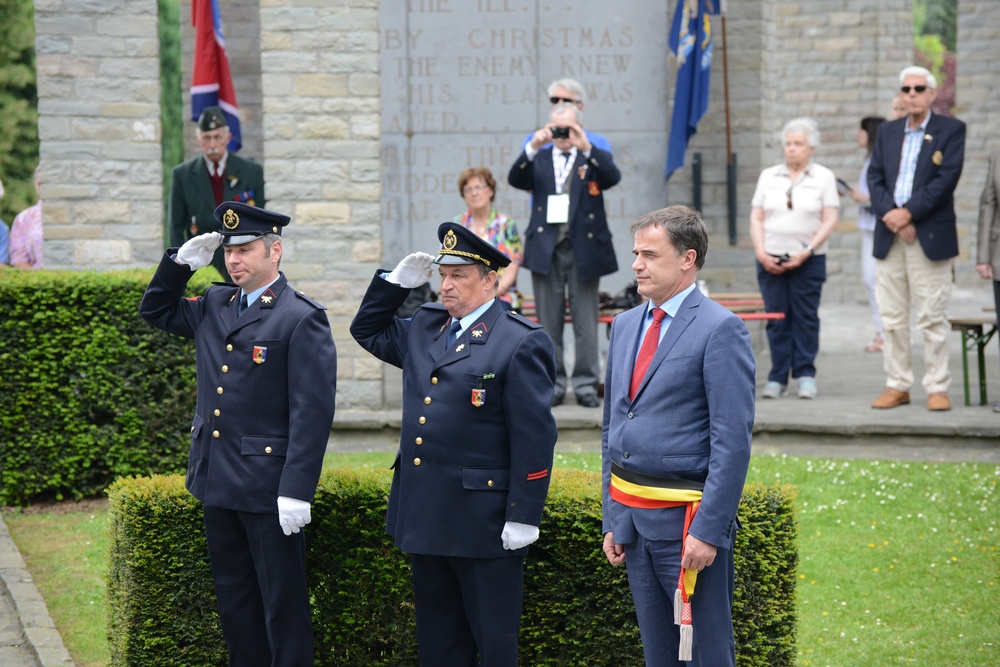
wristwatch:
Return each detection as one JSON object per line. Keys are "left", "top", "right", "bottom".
{"left": 804, "top": 243, "right": 814, "bottom": 256}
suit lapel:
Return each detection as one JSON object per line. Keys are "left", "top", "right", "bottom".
{"left": 431, "top": 301, "right": 503, "bottom": 370}
{"left": 191, "top": 158, "right": 218, "bottom": 214}
{"left": 631, "top": 292, "right": 700, "bottom": 403}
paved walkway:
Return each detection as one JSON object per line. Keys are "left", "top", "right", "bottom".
{"left": 1, "top": 286, "right": 997, "bottom": 667}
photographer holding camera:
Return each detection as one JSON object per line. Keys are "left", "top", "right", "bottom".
{"left": 508, "top": 102, "right": 621, "bottom": 408}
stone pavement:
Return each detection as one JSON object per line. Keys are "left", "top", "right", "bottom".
{"left": 1, "top": 286, "right": 996, "bottom": 667}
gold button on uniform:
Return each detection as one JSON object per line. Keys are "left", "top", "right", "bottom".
{"left": 265, "top": 446, "right": 272, "bottom": 454}
{"left": 413, "top": 458, "right": 422, "bottom": 466}
{"left": 217, "top": 387, "right": 224, "bottom": 395}
{"left": 212, "top": 430, "right": 220, "bottom": 438}
{"left": 415, "top": 437, "right": 423, "bottom": 445}
{"left": 431, "top": 377, "right": 438, "bottom": 384}
{"left": 214, "top": 409, "right": 221, "bottom": 417}
{"left": 222, "top": 365, "right": 229, "bottom": 373}
{"left": 424, "top": 397, "right": 432, "bottom": 405}
{"left": 226, "top": 344, "right": 233, "bottom": 352}
{"left": 487, "top": 480, "right": 494, "bottom": 487}
{"left": 419, "top": 416, "right": 426, "bottom": 424}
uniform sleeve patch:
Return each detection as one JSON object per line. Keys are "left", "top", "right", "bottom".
{"left": 526, "top": 469, "right": 549, "bottom": 481}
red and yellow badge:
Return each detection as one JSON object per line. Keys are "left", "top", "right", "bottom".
{"left": 588, "top": 181, "right": 601, "bottom": 196}
{"left": 931, "top": 150, "right": 943, "bottom": 166}
{"left": 253, "top": 346, "right": 267, "bottom": 365}
{"left": 471, "top": 388, "right": 485, "bottom": 407}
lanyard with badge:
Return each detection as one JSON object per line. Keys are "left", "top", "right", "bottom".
{"left": 547, "top": 150, "right": 574, "bottom": 224}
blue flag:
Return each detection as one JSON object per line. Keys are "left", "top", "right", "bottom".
{"left": 665, "top": 0, "right": 718, "bottom": 180}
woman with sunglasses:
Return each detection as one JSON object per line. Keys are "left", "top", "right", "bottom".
{"left": 453, "top": 166, "right": 523, "bottom": 311}
{"left": 749, "top": 117, "right": 840, "bottom": 400}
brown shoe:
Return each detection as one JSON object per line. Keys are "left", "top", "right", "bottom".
{"left": 871, "top": 388, "right": 910, "bottom": 409}
{"left": 927, "top": 392, "right": 951, "bottom": 411}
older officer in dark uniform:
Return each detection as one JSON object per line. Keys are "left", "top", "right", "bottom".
{"left": 140, "top": 202, "right": 336, "bottom": 667}
{"left": 168, "top": 106, "right": 266, "bottom": 281}
{"left": 351, "top": 223, "right": 558, "bottom": 666}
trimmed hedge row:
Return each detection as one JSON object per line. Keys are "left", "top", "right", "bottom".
{"left": 108, "top": 468, "right": 798, "bottom": 667}
{"left": 0, "top": 269, "right": 214, "bottom": 506}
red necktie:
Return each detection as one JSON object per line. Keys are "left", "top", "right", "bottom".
{"left": 210, "top": 163, "right": 224, "bottom": 205}
{"left": 629, "top": 308, "right": 666, "bottom": 400}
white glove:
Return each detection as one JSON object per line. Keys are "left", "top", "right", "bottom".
{"left": 502, "top": 521, "right": 540, "bottom": 550}
{"left": 277, "top": 496, "right": 311, "bottom": 536}
{"left": 175, "top": 232, "right": 222, "bottom": 271}
{"left": 385, "top": 252, "right": 435, "bottom": 288}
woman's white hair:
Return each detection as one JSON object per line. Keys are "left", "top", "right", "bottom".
{"left": 899, "top": 65, "right": 937, "bottom": 90}
{"left": 781, "top": 117, "right": 821, "bottom": 149}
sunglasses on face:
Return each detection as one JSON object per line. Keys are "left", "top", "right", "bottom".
{"left": 900, "top": 85, "right": 927, "bottom": 94}
{"left": 549, "top": 96, "right": 580, "bottom": 105}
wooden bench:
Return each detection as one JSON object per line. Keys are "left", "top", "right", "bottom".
{"left": 949, "top": 314, "right": 998, "bottom": 406}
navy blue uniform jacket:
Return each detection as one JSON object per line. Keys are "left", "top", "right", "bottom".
{"left": 508, "top": 146, "right": 621, "bottom": 283}
{"left": 139, "top": 251, "right": 337, "bottom": 513}
{"left": 351, "top": 275, "right": 558, "bottom": 558}
{"left": 868, "top": 113, "right": 966, "bottom": 261}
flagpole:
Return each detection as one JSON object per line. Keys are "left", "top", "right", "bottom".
{"left": 721, "top": 1, "right": 737, "bottom": 245}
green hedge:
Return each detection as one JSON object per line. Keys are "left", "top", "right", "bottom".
{"left": 0, "top": 269, "right": 216, "bottom": 506}
{"left": 107, "top": 468, "right": 798, "bottom": 667}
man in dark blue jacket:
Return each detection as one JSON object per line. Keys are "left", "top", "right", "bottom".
{"left": 868, "top": 65, "right": 965, "bottom": 412}
{"left": 351, "top": 223, "right": 557, "bottom": 666}
{"left": 509, "top": 103, "right": 621, "bottom": 408}
{"left": 140, "top": 202, "right": 337, "bottom": 667}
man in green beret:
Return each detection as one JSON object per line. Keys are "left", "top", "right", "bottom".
{"left": 168, "top": 106, "right": 266, "bottom": 281}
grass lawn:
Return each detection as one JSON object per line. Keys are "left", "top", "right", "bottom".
{"left": 3, "top": 451, "right": 998, "bottom": 666}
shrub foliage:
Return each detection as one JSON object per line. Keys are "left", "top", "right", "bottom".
{"left": 107, "top": 469, "right": 798, "bottom": 666}
{"left": 0, "top": 269, "right": 213, "bottom": 505}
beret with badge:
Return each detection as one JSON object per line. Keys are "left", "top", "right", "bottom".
{"left": 197, "top": 106, "right": 228, "bottom": 132}
{"left": 433, "top": 222, "right": 512, "bottom": 270}
{"left": 214, "top": 201, "right": 290, "bottom": 246}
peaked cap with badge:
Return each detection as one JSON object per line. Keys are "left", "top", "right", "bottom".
{"left": 433, "top": 221, "right": 512, "bottom": 269}
{"left": 198, "top": 105, "right": 228, "bottom": 131}
{"left": 214, "top": 201, "right": 290, "bottom": 246}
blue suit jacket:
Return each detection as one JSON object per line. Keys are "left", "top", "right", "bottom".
{"left": 508, "top": 146, "right": 621, "bottom": 283}
{"left": 867, "top": 113, "right": 966, "bottom": 261}
{"left": 139, "top": 252, "right": 337, "bottom": 513}
{"left": 601, "top": 289, "right": 755, "bottom": 548}
{"left": 351, "top": 275, "right": 558, "bottom": 558}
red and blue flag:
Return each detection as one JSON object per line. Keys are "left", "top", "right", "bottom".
{"left": 191, "top": 0, "right": 242, "bottom": 151}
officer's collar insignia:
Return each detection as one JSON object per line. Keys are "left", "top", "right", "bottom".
{"left": 222, "top": 208, "right": 240, "bottom": 230}
{"left": 443, "top": 229, "right": 458, "bottom": 251}
{"left": 260, "top": 289, "right": 277, "bottom": 307}
{"left": 455, "top": 344, "right": 465, "bottom": 352}
{"left": 470, "top": 322, "right": 488, "bottom": 338}
{"left": 229, "top": 291, "right": 237, "bottom": 302}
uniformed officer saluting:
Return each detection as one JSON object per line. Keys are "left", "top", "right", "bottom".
{"left": 140, "top": 201, "right": 336, "bottom": 667}
{"left": 351, "top": 222, "right": 558, "bottom": 666}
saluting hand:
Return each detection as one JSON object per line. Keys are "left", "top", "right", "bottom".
{"left": 175, "top": 232, "right": 222, "bottom": 271}
{"left": 386, "top": 252, "right": 435, "bottom": 288}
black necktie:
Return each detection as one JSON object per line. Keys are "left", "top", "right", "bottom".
{"left": 239, "top": 294, "right": 248, "bottom": 317}
{"left": 448, "top": 320, "right": 462, "bottom": 345}
{"left": 562, "top": 151, "right": 572, "bottom": 165}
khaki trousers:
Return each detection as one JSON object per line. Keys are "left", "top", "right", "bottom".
{"left": 875, "top": 235, "right": 952, "bottom": 394}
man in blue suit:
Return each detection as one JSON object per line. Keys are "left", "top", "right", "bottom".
{"left": 601, "top": 206, "right": 755, "bottom": 666}
{"left": 509, "top": 102, "right": 621, "bottom": 408}
{"left": 868, "top": 65, "right": 966, "bottom": 412}
{"left": 140, "top": 202, "right": 337, "bottom": 666}
{"left": 351, "top": 222, "right": 558, "bottom": 666}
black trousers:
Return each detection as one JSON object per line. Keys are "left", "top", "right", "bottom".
{"left": 203, "top": 507, "right": 313, "bottom": 667}
{"left": 409, "top": 553, "right": 525, "bottom": 667}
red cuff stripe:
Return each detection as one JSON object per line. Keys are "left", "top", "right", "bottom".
{"left": 526, "top": 469, "right": 549, "bottom": 481}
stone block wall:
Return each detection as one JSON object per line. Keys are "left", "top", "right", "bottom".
{"left": 34, "top": 0, "right": 163, "bottom": 268}
{"left": 258, "top": 0, "right": 382, "bottom": 410}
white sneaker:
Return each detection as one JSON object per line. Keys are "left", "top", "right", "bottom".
{"left": 762, "top": 381, "right": 787, "bottom": 399}
{"left": 798, "top": 377, "right": 817, "bottom": 400}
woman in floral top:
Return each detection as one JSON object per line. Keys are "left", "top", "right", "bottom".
{"left": 453, "top": 166, "right": 523, "bottom": 310}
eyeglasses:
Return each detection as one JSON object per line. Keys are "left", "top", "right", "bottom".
{"left": 549, "top": 96, "right": 580, "bottom": 105}
{"left": 462, "top": 184, "right": 488, "bottom": 195}
{"left": 900, "top": 85, "right": 927, "bottom": 94}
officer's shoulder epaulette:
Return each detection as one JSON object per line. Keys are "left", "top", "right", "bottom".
{"left": 506, "top": 311, "right": 543, "bottom": 329}
{"left": 294, "top": 291, "right": 327, "bottom": 310}
{"left": 419, "top": 302, "right": 448, "bottom": 313}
